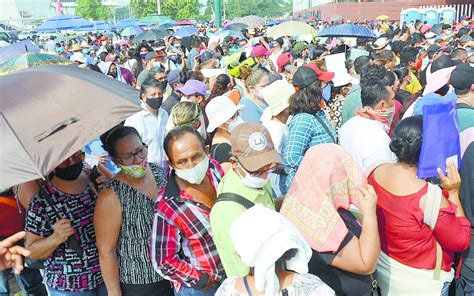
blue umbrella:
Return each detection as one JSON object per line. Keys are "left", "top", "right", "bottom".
{"left": 159, "top": 19, "right": 177, "bottom": 27}
{"left": 0, "top": 41, "right": 40, "bottom": 64}
{"left": 78, "top": 21, "right": 113, "bottom": 32}
{"left": 115, "top": 18, "right": 139, "bottom": 29}
{"left": 317, "top": 24, "right": 375, "bottom": 38}
{"left": 212, "top": 30, "right": 245, "bottom": 40}
{"left": 37, "top": 14, "right": 91, "bottom": 32}
{"left": 174, "top": 26, "right": 198, "bottom": 38}
{"left": 121, "top": 25, "right": 144, "bottom": 37}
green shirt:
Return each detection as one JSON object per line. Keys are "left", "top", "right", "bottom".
{"left": 458, "top": 107, "right": 474, "bottom": 132}
{"left": 341, "top": 88, "right": 362, "bottom": 125}
{"left": 210, "top": 168, "right": 275, "bottom": 277}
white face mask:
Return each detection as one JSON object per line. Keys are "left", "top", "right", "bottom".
{"left": 237, "top": 163, "right": 270, "bottom": 189}
{"left": 174, "top": 156, "right": 209, "bottom": 184}
{"left": 228, "top": 115, "right": 244, "bottom": 133}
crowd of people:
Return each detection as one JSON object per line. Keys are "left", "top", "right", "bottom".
{"left": 1, "top": 15, "right": 474, "bottom": 296}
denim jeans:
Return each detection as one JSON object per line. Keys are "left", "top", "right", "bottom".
{"left": 455, "top": 275, "right": 474, "bottom": 296}
{"left": 174, "top": 284, "right": 220, "bottom": 296}
{"left": 440, "top": 281, "right": 450, "bottom": 296}
{"left": 47, "top": 283, "right": 107, "bottom": 296}
{"left": 0, "top": 267, "right": 47, "bottom": 296}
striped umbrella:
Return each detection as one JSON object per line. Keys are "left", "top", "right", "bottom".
{"left": 0, "top": 53, "right": 72, "bottom": 75}
{"left": 317, "top": 24, "right": 375, "bottom": 38}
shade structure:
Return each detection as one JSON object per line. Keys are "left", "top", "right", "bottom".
{"left": 121, "top": 25, "right": 144, "bottom": 37}
{"left": 133, "top": 29, "right": 169, "bottom": 44}
{"left": 0, "top": 53, "right": 72, "bottom": 75}
{"left": 37, "top": 14, "right": 91, "bottom": 32}
{"left": 140, "top": 14, "right": 173, "bottom": 25}
{"left": 225, "top": 23, "right": 248, "bottom": 32}
{"left": 115, "top": 18, "right": 139, "bottom": 29}
{"left": 173, "top": 26, "right": 198, "bottom": 38}
{"left": 0, "top": 41, "right": 40, "bottom": 64}
{"left": 376, "top": 15, "right": 390, "bottom": 21}
{"left": 267, "top": 21, "right": 317, "bottom": 38}
{"left": 0, "top": 65, "right": 141, "bottom": 189}
{"left": 232, "top": 15, "right": 265, "bottom": 29}
{"left": 317, "top": 24, "right": 375, "bottom": 38}
{"left": 78, "top": 21, "right": 114, "bottom": 32}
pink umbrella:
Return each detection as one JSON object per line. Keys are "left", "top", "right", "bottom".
{"left": 176, "top": 20, "right": 194, "bottom": 26}
{"left": 421, "top": 24, "right": 432, "bottom": 34}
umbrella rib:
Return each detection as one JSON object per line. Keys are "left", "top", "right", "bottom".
{"left": 1, "top": 112, "right": 45, "bottom": 181}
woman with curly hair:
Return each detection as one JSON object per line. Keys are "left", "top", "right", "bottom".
{"left": 368, "top": 116, "right": 470, "bottom": 296}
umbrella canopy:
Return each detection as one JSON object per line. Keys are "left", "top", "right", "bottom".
{"left": 115, "top": 18, "right": 139, "bottom": 29}
{"left": 267, "top": 21, "right": 316, "bottom": 38}
{"left": 158, "top": 19, "right": 177, "bottom": 27}
{"left": 176, "top": 20, "right": 194, "bottom": 26}
{"left": 0, "top": 53, "right": 72, "bottom": 75}
{"left": 133, "top": 29, "right": 169, "bottom": 44}
{"left": 140, "top": 14, "right": 173, "bottom": 25}
{"left": 211, "top": 30, "right": 246, "bottom": 40}
{"left": 173, "top": 26, "right": 198, "bottom": 38}
{"left": 121, "top": 25, "right": 144, "bottom": 37}
{"left": 37, "top": 14, "right": 91, "bottom": 32}
{"left": 225, "top": 23, "right": 248, "bottom": 32}
{"left": 232, "top": 15, "right": 265, "bottom": 29}
{"left": 78, "top": 21, "right": 114, "bottom": 32}
{"left": 317, "top": 24, "right": 375, "bottom": 38}
{"left": 376, "top": 15, "right": 390, "bottom": 21}
{"left": 0, "top": 41, "right": 40, "bottom": 64}
{"left": 0, "top": 65, "right": 141, "bottom": 189}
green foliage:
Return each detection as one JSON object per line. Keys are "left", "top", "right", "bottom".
{"left": 225, "top": 0, "right": 291, "bottom": 19}
{"left": 129, "top": 0, "right": 157, "bottom": 19}
{"left": 75, "top": 0, "right": 111, "bottom": 21}
{"left": 161, "top": 0, "right": 200, "bottom": 20}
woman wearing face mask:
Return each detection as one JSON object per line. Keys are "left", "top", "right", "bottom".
{"left": 133, "top": 43, "right": 153, "bottom": 78}
{"left": 98, "top": 62, "right": 128, "bottom": 84}
{"left": 24, "top": 151, "right": 106, "bottom": 295}
{"left": 239, "top": 67, "right": 269, "bottom": 123}
{"left": 205, "top": 96, "right": 244, "bottom": 172}
{"left": 95, "top": 125, "right": 173, "bottom": 296}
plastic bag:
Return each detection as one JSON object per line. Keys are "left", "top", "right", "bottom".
{"left": 417, "top": 99, "right": 461, "bottom": 179}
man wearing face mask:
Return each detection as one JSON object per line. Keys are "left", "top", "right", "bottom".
{"left": 151, "top": 126, "right": 225, "bottom": 296}
{"left": 210, "top": 122, "right": 283, "bottom": 278}
{"left": 124, "top": 78, "right": 169, "bottom": 166}
{"left": 339, "top": 78, "right": 398, "bottom": 176}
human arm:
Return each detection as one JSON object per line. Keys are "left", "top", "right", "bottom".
{"left": 94, "top": 188, "right": 123, "bottom": 296}
{"left": 331, "top": 186, "right": 380, "bottom": 275}
{"left": 25, "top": 219, "right": 74, "bottom": 260}
{"left": 283, "top": 114, "right": 313, "bottom": 171}
{"left": 0, "top": 231, "right": 31, "bottom": 274}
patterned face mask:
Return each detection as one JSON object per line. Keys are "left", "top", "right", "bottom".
{"left": 119, "top": 159, "right": 148, "bottom": 178}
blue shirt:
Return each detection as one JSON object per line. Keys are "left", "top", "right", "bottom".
{"left": 187, "top": 49, "right": 199, "bottom": 70}
{"left": 284, "top": 111, "right": 337, "bottom": 187}
{"left": 239, "top": 97, "right": 267, "bottom": 123}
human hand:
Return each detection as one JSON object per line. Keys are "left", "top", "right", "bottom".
{"left": 0, "top": 231, "right": 31, "bottom": 274}
{"left": 356, "top": 185, "right": 378, "bottom": 215}
{"left": 437, "top": 159, "right": 461, "bottom": 194}
{"left": 96, "top": 153, "right": 110, "bottom": 164}
{"left": 52, "top": 219, "right": 75, "bottom": 244}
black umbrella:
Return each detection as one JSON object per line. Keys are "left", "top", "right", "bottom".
{"left": 226, "top": 23, "right": 248, "bottom": 32}
{"left": 133, "top": 29, "right": 169, "bottom": 44}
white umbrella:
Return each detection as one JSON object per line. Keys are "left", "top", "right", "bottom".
{"left": 267, "top": 21, "right": 317, "bottom": 38}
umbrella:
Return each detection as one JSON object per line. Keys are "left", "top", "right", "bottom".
{"left": 317, "top": 24, "right": 375, "bottom": 38}
{"left": 376, "top": 15, "right": 390, "bottom": 21}
{"left": 212, "top": 30, "right": 246, "bottom": 40}
{"left": 158, "top": 23, "right": 175, "bottom": 30}
{"left": 78, "top": 21, "right": 114, "bottom": 32}
{"left": 121, "top": 25, "right": 144, "bottom": 37}
{"left": 232, "top": 15, "right": 265, "bottom": 28}
{"left": 176, "top": 20, "right": 194, "bottom": 26}
{"left": 37, "top": 14, "right": 91, "bottom": 32}
{"left": 267, "top": 21, "right": 317, "bottom": 38}
{"left": 115, "top": 18, "right": 139, "bottom": 29}
{"left": 158, "top": 19, "right": 177, "bottom": 27}
{"left": 173, "top": 26, "right": 198, "bottom": 38}
{"left": 0, "top": 53, "right": 72, "bottom": 75}
{"left": 133, "top": 29, "right": 169, "bottom": 44}
{"left": 225, "top": 23, "right": 248, "bottom": 32}
{"left": 0, "top": 65, "right": 141, "bottom": 189}
{"left": 0, "top": 41, "right": 40, "bottom": 64}
{"left": 140, "top": 14, "right": 173, "bottom": 25}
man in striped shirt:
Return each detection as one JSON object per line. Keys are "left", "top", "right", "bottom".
{"left": 151, "top": 126, "right": 225, "bottom": 295}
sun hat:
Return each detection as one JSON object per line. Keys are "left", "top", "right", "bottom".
{"left": 205, "top": 96, "right": 242, "bottom": 132}
{"left": 372, "top": 37, "right": 389, "bottom": 50}
{"left": 259, "top": 80, "right": 295, "bottom": 116}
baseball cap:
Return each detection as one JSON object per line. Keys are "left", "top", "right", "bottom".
{"left": 293, "top": 42, "right": 310, "bottom": 55}
{"left": 70, "top": 52, "right": 85, "bottom": 64}
{"left": 251, "top": 45, "right": 271, "bottom": 57}
{"left": 259, "top": 80, "right": 295, "bottom": 116}
{"left": 205, "top": 96, "right": 242, "bottom": 132}
{"left": 292, "top": 64, "right": 335, "bottom": 90}
{"left": 277, "top": 53, "right": 291, "bottom": 73}
{"left": 372, "top": 37, "right": 389, "bottom": 50}
{"left": 450, "top": 63, "right": 474, "bottom": 92}
{"left": 177, "top": 79, "right": 207, "bottom": 97}
{"left": 199, "top": 50, "right": 216, "bottom": 63}
{"left": 230, "top": 122, "right": 282, "bottom": 172}
{"left": 167, "top": 69, "right": 182, "bottom": 86}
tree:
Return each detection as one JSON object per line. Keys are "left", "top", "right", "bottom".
{"left": 75, "top": 0, "right": 111, "bottom": 21}
{"left": 129, "top": 0, "right": 157, "bottom": 19}
{"left": 129, "top": 0, "right": 200, "bottom": 20}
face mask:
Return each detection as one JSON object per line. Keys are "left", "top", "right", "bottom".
{"left": 228, "top": 115, "right": 244, "bottom": 133}
{"left": 119, "top": 159, "right": 148, "bottom": 179}
{"left": 146, "top": 96, "right": 163, "bottom": 110}
{"left": 139, "top": 53, "right": 147, "bottom": 59}
{"left": 174, "top": 156, "right": 209, "bottom": 184}
{"left": 158, "top": 80, "right": 168, "bottom": 91}
{"left": 284, "top": 64, "right": 292, "bottom": 73}
{"left": 109, "top": 71, "right": 117, "bottom": 78}
{"left": 238, "top": 163, "right": 270, "bottom": 189}
{"left": 54, "top": 161, "right": 83, "bottom": 181}
{"left": 374, "top": 104, "right": 395, "bottom": 127}
{"left": 322, "top": 84, "right": 332, "bottom": 101}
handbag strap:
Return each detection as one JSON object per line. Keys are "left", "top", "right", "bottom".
{"left": 422, "top": 183, "right": 443, "bottom": 280}
{"left": 313, "top": 113, "right": 336, "bottom": 143}
{"left": 215, "top": 193, "right": 255, "bottom": 210}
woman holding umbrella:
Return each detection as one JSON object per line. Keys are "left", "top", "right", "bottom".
{"left": 24, "top": 151, "right": 106, "bottom": 295}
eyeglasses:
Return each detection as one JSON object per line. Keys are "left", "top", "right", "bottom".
{"left": 58, "top": 151, "right": 85, "bottom": 169}
{"left": 116, "top": 144, "right": 148, "bottom": 165}
{"left": 238, "top": 160, "right": 274, "bottom": 178}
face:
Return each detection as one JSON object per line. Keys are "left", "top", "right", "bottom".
{"left": 139, "top": 47, "right": 149, "bottom": 55}
{"left": 142, "top": 86, "right": 163, "bottom": 102}
{"left": 57, "top": 151, "right": 84, "bottom": 169}
{"left": 183, "top": 93, "right": 204, "bottom": 105}
{"left": 232, "top": 160, "right": 277, "bottom": 180}
{"left": 154, "top": 72, "right": 167, "bottom": 82}
{"left": 257, "top": 56, "right": 267, "bottom": 65}
{"left": 252, "top": 76, "right": 269, "bottom": 97}
{"left": 108, "top": 63, "right": 117, "bottom": 76}
{"left": 113, "top": 135, "right": 147, "bottom": 166}
{"left": 168, "top": 133, "right": 206, "bottom": 170}
{"left": 392, "top": 76, "right": 400, "bottom": 92}
{"left": 155, "top": 50, "right": 165, "bottom": 60}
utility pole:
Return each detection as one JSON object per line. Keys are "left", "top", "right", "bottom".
{"left": 214, "top": 0, "right": 221, "bottom": 28}
{"left": 157, "top": 0, "right": 161, "bottom": 14}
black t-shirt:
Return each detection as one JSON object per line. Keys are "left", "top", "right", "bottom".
{"left": 308, "top": 208, "right": 373, "bottom": 296}
{"left": 210, "top": 143, "right": 232, "bottom": 164}
{"left": 162, "top": 91, "right": 181, "bottom": 115}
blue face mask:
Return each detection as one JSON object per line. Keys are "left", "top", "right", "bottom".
{"left": 139, "top": 53, "right": 147, "bottom": 59}
{"left": 322, "top": 84, "right": 332, "bottom": 101}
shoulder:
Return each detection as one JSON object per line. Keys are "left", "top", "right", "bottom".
{"left": 124, "top": 110, "right": 148, "bottom": 125}
{"left": 290, "top": 113, "right": 314, "bottom": 125}
{"left": 97, "top": 188, "right": 121, "bottom": 209}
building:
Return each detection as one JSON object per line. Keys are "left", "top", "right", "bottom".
{"left": 293, "top": 0, "right": 473, "bottom": 21}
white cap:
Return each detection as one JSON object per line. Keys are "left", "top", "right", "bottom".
{"left": 259, "top": 80, "right": 295, "bottom": 116}
{"left": 70, "top": 52, "right": 85, "bottom": 64}
{"left": 205, "top": 96, "right": 241, "bottom": 132}
{"left": 372, "top": 37, "right": 388, "bottom": 50}
{"left": 332, "top": 71, "right": 353, "bottom": 87}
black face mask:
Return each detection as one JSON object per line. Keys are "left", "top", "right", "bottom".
{"left": 109, "top": 71, "right": 117, "bottom": 78}
{"left": 54, "top": 161, "right": 84, "bottom": 181}
{"left": 146, "top": 96, "right": 163, "bottom": 110}
{"left": 158, "top": 80, "right": 168, "bottom": 91}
